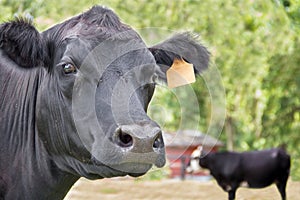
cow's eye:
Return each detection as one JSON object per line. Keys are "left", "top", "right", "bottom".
{"left": 62, "top": 63, "right": 77, "bottom": 74}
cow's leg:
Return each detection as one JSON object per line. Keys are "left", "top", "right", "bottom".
{"left": 228, "top": 189, "right": 236, "bottom": 200}
{"left": 276, "top": 181, "right": 287, "bottom": 200}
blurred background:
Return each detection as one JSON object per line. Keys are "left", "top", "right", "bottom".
{"left": 1, "top": 0, "right": 300, "bottom": 191}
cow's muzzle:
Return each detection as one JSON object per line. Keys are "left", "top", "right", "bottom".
{"left": 114, "top": 125, "right": 164, "bottom": 151}
{"left": 112, "top": 124, "right": 166, "bottom": 168}
{"left": 90, "top": 123, "right": 166, "bottom": 175}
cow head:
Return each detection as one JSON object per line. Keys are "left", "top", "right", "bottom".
{"left": 186, "top": 146, "right": 206, "bottom": 173}
{"left": 0, "top": 6, "right": 209, "bottom": 179}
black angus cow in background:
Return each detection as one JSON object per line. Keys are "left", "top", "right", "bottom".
{"left": 187, "top": 147, "right": 291, "bottom": 200}
{"left": 0, "top": 6, "right": 210, "bottom": 200}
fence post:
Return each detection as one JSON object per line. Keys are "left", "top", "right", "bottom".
{"left": 180, "top": 156, "right": 186, "bottom": 181}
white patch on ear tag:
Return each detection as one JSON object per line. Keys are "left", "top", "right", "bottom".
{"left": 166, "top": 58, "right": 196, "bottom": 88}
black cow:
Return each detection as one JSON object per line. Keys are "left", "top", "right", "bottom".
{"left": 187, "top": 147, "right": 291, "bottom": 200}
{"left": 0, "top": 5, "right": 210, "bottom": 200}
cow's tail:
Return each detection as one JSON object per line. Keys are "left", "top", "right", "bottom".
{"left": 278, "top": 143, "right": 287, "bottom": 151}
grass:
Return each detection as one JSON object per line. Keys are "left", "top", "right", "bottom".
{"left": 99, "top": 188, "right": 118, "bottom": 194}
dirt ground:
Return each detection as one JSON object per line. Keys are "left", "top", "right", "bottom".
{"left": 64, "top": 177, "right": 300, "bottom": 200}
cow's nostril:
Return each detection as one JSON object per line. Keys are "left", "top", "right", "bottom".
{"left": 116, "top": 128, "right": 133, "bottom": 148}
{"left": 153, "top": 133, "right": 164, "bottom": 149}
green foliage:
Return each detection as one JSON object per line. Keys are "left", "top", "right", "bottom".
{"left": 1, "top": 0, "right": 300, "bottom": 180}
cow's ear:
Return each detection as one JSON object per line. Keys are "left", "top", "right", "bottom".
{"left": 149, "top": 32, "right": 210, "bottom": 81}
{"left": 0, "top": 18, "right": 47, "bottom": 68}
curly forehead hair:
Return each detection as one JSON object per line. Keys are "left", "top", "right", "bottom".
{"left": 44, "top": 6, "right": 136, "bottom": 43}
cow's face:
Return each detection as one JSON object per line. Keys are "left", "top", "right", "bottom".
{"left": 186, "top": 147, "right": 203, "bottom": 173}
{"left": 1, "top": 6, "right": 209, "bottom": 179}
{"left": 36, "top": 31, "right": 167, "bottom": 178}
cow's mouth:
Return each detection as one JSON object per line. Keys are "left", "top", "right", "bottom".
{"left": 87, "top": 157, "right": 152, "bottom": 179}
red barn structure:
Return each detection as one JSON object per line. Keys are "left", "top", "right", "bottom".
{"left": 163, "top": 130, "right": 223, "bottom": 180}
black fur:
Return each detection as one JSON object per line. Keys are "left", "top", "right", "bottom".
{"left": 81, "top": 6, "right": 125, "bottom": 30}
{"left": 149, "top": 32, "right": 210, "bottom": 77}
{"left": 43, "top": 6, "right": 131, "bottom": 43}
{"left": 0, "top": 18, "right": 47, "bottom": 68}
{"left": 41, "top": 6, "right": 132, "bottom": 70}
{"left": 0, "top": 176, "right": 6, "bottom": 200}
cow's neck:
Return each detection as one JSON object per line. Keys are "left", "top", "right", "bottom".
{"left": 0, "top": 65, "right": 78, "bottom": 199}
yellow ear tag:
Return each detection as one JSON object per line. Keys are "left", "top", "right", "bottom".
{"left": 166, "top": 58, "right": 196, "bottom": 88}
